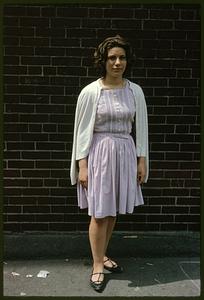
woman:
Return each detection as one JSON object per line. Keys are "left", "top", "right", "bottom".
{"left": 70, "top": 35, "right": 149, "bottom": 292}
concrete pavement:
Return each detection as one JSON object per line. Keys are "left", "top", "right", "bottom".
{"left": 3, "top": 231, "right": 201, "bottom": 297}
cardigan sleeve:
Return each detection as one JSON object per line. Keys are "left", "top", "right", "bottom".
{"left": 135, "top": 85, "right": 149, "bottom": 182}
{"left": 70, "top": 84, "right": 98, "bottom": 185}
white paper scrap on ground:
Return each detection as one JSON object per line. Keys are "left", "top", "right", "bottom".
{"left": 11, "top": 272, "right": 20, "bottom": 276}
{"left": 20, "top": 292, "right": 26, "bottom": 296}
{"left": 37, "top": 270, "right": 50, "bottom": 278}
{"left": 146, "top": 262, "right": 154, "bottom": 266}
{"left": 26, "top": 274, "right": 33, "bottom": 278}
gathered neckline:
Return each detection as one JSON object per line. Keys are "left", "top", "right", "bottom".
{"left": 99, "top": 78, "right": 127, "bottom": 90}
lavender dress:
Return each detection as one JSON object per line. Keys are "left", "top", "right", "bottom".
{"left": 77, "top": 81, "right": 144, "bottom": 218}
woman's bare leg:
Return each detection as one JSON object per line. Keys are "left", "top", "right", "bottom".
{"left": 104, "top": 216, "right": 118, "bottom": 267}
{"left": 89, "top": 216, "right": 109, "bottom": 282}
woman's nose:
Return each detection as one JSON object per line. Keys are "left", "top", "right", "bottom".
{"left": 115, "top": 57, "right": 121, "bottom": 65}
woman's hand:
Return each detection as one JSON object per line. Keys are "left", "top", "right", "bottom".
{"left": 78, "top": 158, "right": 88, "bottom": 189}
{"left": 137, "top": 157, "right": 146, "bottom": 185}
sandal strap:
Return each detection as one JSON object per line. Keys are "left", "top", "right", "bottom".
{"left": 104, "top": 257, "right": 117, "bottom": 267}
{"left": 91, "top": 272, "right": 104, "bottom": 283}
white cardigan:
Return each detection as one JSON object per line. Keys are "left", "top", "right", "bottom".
{"left": 70, "top": 78, "right": 149, "bottom": 185}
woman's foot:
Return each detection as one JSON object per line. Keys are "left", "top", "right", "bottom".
{"left": 103, "top": 256, "right": 123, "bottom": 273}
{"left": 90, "top": 271, "right": 105, "bottom": 292}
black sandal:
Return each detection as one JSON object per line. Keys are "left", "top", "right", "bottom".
{"left": 90, "top": 272, "right": 105, "bottom": 292}
{"left": 104, "top": 258, "right": 123, "bottom": 273}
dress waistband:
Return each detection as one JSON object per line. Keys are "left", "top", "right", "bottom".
{"left": 93, "top": 132, "right": 131, "bottom": 139}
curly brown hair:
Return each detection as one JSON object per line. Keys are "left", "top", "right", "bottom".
{"left": 94, "top": 35, "right": 132, "bottom": 77}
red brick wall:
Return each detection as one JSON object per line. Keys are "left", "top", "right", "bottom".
{"left": 3, "top": 4, "right": 200, "bottom": 232}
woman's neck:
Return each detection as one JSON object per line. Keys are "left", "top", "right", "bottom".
{"left": 101, "top": 76, "right": 125, "bottom": 89}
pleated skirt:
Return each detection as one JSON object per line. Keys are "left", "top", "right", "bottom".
{"left": 77, "top": 132, "right": 144, "bottom": 218}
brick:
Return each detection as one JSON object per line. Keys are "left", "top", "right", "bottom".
{"left": 3, "top": 17, "right": 19, "bottom": 26}
{"left": 175, "top": 20, "right": 200, "bottom": 30}
{"left": 8, "top": 160, "right": 34, "bottom": 169}
{"left": 154, "top": 88, "right": 183, "bottom": 96}
{"left": 4, "top": 56, "right": 19, "bottom": 65}
{"left": 150, "top": 9, "right": 179, "bottom": 19}
{"left": 51, "top": 18, "right": 81, "bottom": 28}
{"left": 104, "top": 8, "right": 134, "bottom": 18}
{"left": 6, "top": 142, "right": 35, "bottom": 151}
{"left": 4, "top": 37, "right": 19, "bottom": 46}
{"left": 177, "top": 197, "right": 200, "bottom": 206}
{"left": 27, "top": 66, "right": 42, "bottom": 75}
{"left": 83, "top": 18, "right": 111, "bottom": 28}
{"left": 36, "top": 142, "right": 64, "bottom": 151}
{"left": 151, "top": 143, "right": 179, "bottom": 151}
{"left": 4, "top": 6, "right": 26, "bottom": 16}
{"left": 157, "top": 49, "right": 185, "bottom": 59}
{"left": 41, "top": 7, "right": 56, "bottom": 17}
{"left": 4, "top": 124, "right": 28, "bottom": 132}
{"left": 173, "top": 40, "right": 200, "bottom": 49}
{"left": 88, "top": 8, "right": 104, "bottom": 18}
{"left": 50, "top": 76, "right": 79, "bottom": 86}
{"left": 161, "top": 223, "right": 187, "bottom": 231}
{"left": 158, "top": 30, "right": 186, "bottom": 39}
{"left": 168, "top": 97, "right": 197, "bottom": 106}
{"left": 20, "top": 17, "right": 49, "bottom": 27}
{"left": 21, "top": 56, "right": 50, "bottom": 65}
{"left": 26, "top": 6, "right": 41, "bottom": 16}
{"left": 175, "top": 215, "right": 200, "bottom": 223}
{"left": 4, "top": 151, "right": 21, "bottom": 159}
{"left": 36, "top": 86, "right": 64, "bottom": 95}
{"left": 4, "top": 66, "right": 27, "bottom": 75}
{"left": 147, "top": 69, "right": 176, "bottom": 77}
{"left": 21, "top": 95, "right": 49, "bottom": 104}
{"left": 166, "top": 115, "right": 196, "bottom": 124}
{"left": 4, "top": 27, "right": 34, "bottom": 36}
{"left": 143, "top": 20, "right": 173, "bottom": 29}
{"left": 186, "top": 31, "right": 200, "bottom": 40}
{"left": 169, "top": 79, "right": 198, "bottom": 87}
{"left": 166, "top": 134, "right": 194, "bottom": 142}
{"left": 44, "top": 179, "right": 58, "bottom": 187}
{"left": 22, "top": 151, "right": 50, "bottom": 159}
{"left": 20, "top": 37, "right": 49, "bottom": 46}
{"left": 4, "top": 76, "right": 19, "bottom": 84}
{"left": 147, "top": 215, "right": 174, "bottom": 223}
{"left": 180, "top": 10, "right": 195, "bottom": 20}
{"left": 144, "top": 59, "right": 172, "bottom": 68}
{"left": 162, "top": 206, "right": 189, "bottom": 214}
{"left": 21, "top": 223, "right": 49, "bottom": 231}
{"left": 149, "top": 125, "right": 174, "bottom": 133}
{"left": 58, "top": 66, "right": 86, "bottom": 76}
{"left": 188, "top": 224, "right": 200, "bottom": 231}
{"left": 153, "top": 106, "right": 182, "bottom": 115}
{"left": 52, "top": 57, "right": 81, "bottom": 66}
{"left": 57, "top": 7, "right": 88, "bottom": 17}
{"left": 177, "top": 70, "right": 191, "bottom": 78}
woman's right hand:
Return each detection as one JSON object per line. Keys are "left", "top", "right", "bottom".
{"left": 78, "top": 158, "right": 88, "bottom": 189}
{"left": 78, "top": 167, "right": 88, "bottom": 189}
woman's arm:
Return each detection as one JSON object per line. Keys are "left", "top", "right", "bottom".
{"left": 78, "top": 158, "right": 88, "bottom": 189}
{"left": 137, "top": 156, "right": 147, "bottom": 185}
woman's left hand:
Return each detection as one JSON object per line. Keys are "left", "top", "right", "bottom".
{"left": 137, "top": 157, "right": 146, "bottom": 185}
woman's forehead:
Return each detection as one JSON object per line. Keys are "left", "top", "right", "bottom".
{"left": 107, "top": 47, "right": 126, "bottom": 55}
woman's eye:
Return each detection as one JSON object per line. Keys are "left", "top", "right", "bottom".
{"left": 108, "top": 56, "right": 126, "bottom": 61}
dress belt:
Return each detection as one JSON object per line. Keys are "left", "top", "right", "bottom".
{"left": 93, "top": 132, "right": 131, "bottom": 139}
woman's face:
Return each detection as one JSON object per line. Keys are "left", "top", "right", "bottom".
{"left": 105, "top": 47, "right": 127, "bottom": 79}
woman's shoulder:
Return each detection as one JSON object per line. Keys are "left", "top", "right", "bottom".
{"left": 127, "top": 79, "right": 143, "bottom": 93}
{"left": 80, "top": 79, "right": 100, "bottom": 95}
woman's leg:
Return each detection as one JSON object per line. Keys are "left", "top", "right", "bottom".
{"left": 104, "top": 216, "right": 117, "bottom": 257}
{"left": 103, "top": 216, "right": 118, "bottom": 266}
{"left": 89, "top": 216, "right": 109, "bottom": 282}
